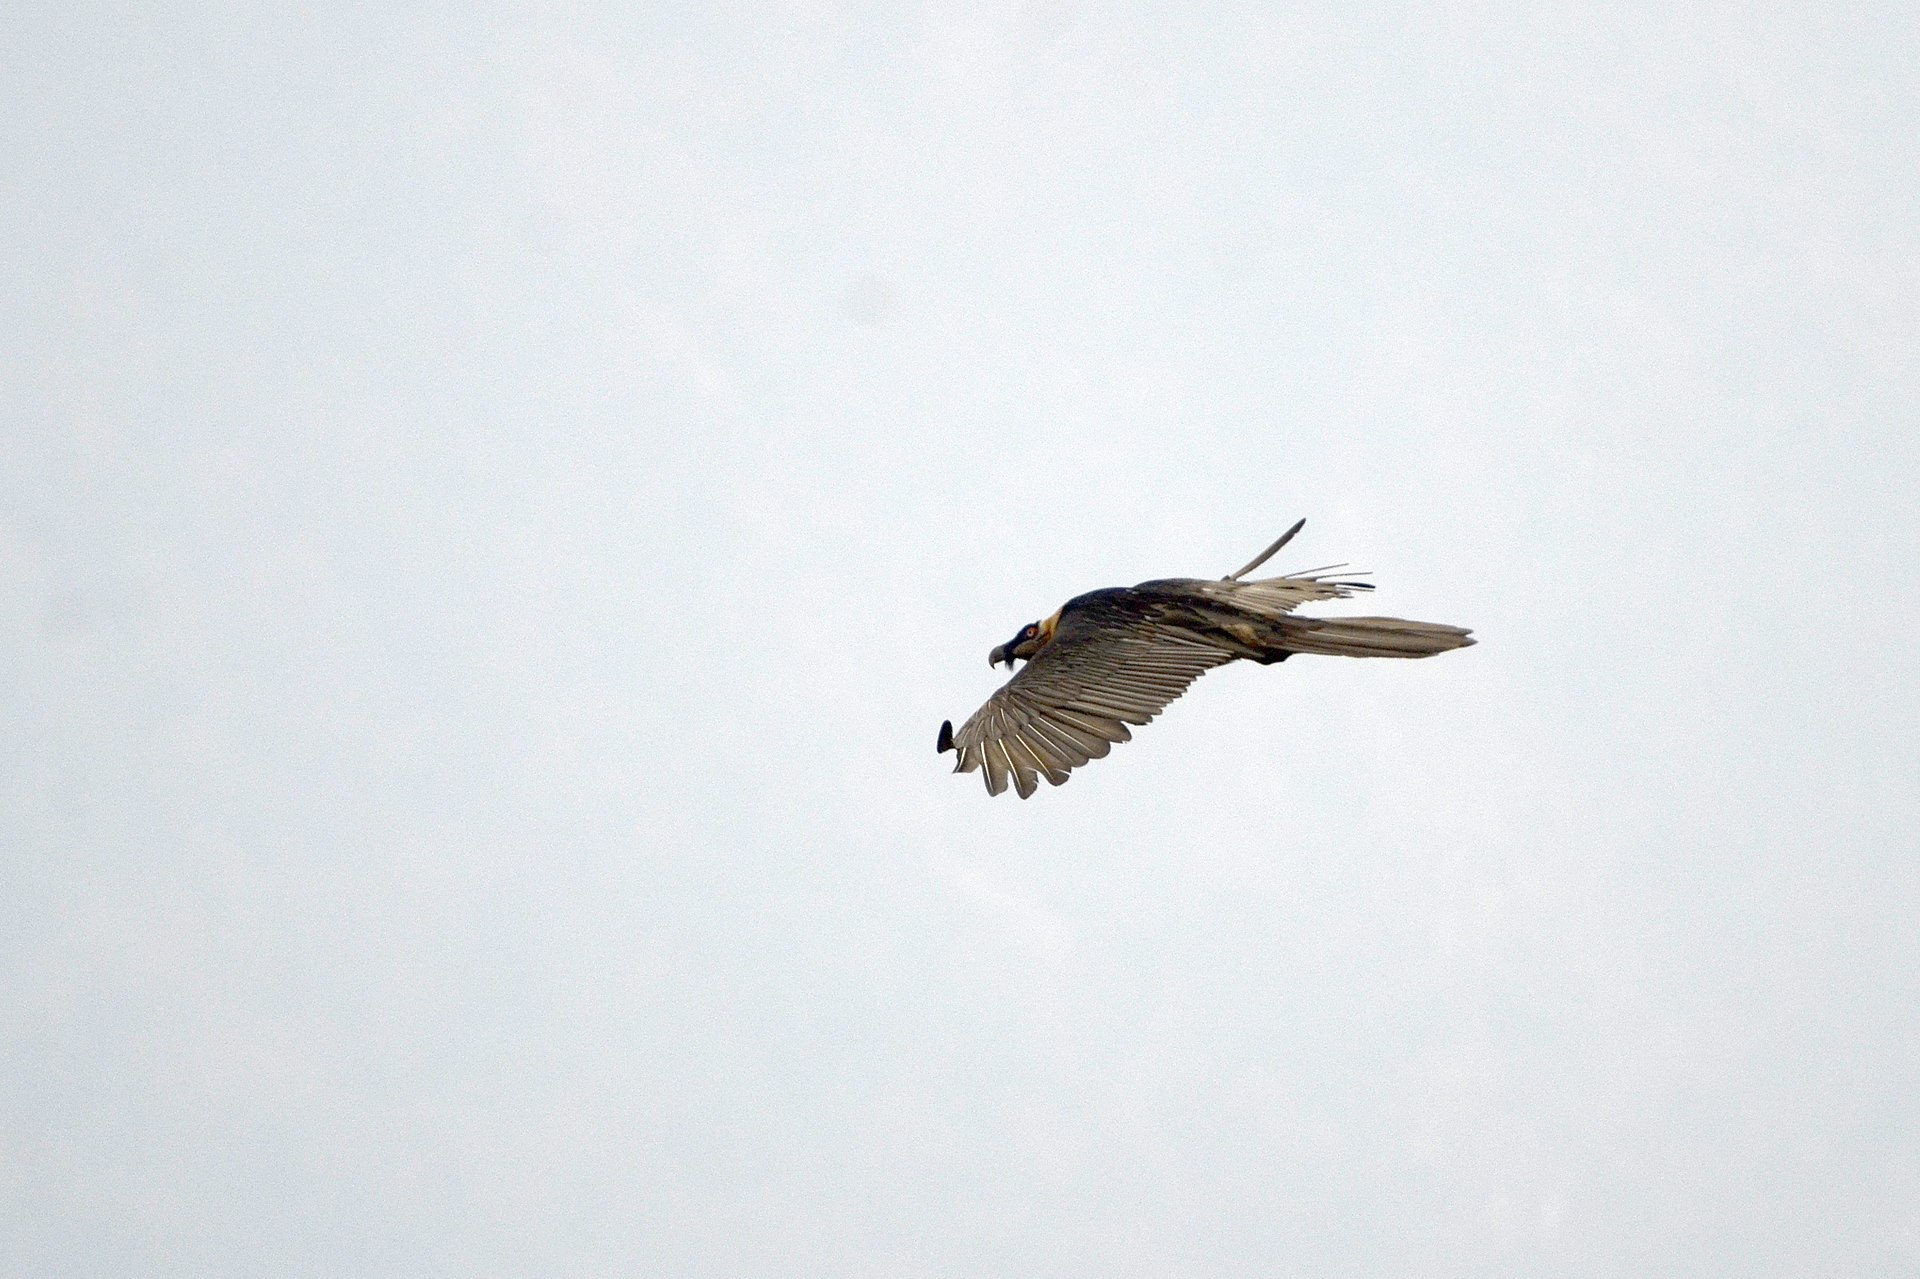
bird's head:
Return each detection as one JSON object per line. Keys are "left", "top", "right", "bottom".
{"left": 988, "top": 610, "right": 1060, "bottom": 670}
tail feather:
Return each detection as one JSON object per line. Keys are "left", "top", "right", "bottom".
{"left": 1278, "top": 615, "right": 1474, "bottom": 659}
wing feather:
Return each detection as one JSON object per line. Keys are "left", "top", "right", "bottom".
{"left": 1005, "top": 731, "right": 1066, "bottom": 789}
{"left": 1048, "top": 707, "right": 1130, "bottom": 744}
{"left": 1023, "top": 716, "right": 1092, "bottom": 767}
{"left": 1036, "top": 711, "right": 1113, "bottom": 759}
{"left": 980, "top": 737, "right": 1011, "bottom": 796}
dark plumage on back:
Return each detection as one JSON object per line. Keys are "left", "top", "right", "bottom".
{"left": 939, "top": 522, "right": 1473, "bottom": 798}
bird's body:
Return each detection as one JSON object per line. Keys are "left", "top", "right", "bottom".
{"left": 939, "top": 522, "right": 1473, "bottom": 798}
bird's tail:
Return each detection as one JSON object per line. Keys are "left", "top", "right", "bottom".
{"left": 1276, "top": 615, "right": 1474, "bottom": 659}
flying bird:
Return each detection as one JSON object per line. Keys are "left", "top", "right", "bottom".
{"left": 938, "top": 520, "right": 1473, "bottom": 797}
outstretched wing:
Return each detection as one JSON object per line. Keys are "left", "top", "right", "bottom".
{"left": 1173, "top": 569, "right": 1373, "bottom": 619}
{"left": 945, "top": 594, "right": 1236, "bottom": 798}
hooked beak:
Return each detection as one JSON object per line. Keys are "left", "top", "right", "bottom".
{"left": 989, "top": 622, "right": 1036, "bottom": 670}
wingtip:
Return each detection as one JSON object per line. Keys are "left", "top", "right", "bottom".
{"left": 937, "top": 720, "right": 954, "bottom": 753}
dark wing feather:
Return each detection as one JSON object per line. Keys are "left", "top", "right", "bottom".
{"left": 948, "top": 599, "right": 1235, "bottom": 798}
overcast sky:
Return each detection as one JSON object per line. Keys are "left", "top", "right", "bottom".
{"left": 5, "top": 3, "right": 1918, "bottom": 1275}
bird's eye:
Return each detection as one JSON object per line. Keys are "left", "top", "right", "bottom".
{"left": 1025, "top": 625, "right": 1037, "bottom": 637}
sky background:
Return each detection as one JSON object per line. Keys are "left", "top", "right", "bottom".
{"left": 5, "top": 3, "right": 1918, "bottom": 1275}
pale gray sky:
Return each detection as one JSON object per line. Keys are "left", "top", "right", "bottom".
{"left": 5, "top": 3, "right": 1918, "bottom": 1275}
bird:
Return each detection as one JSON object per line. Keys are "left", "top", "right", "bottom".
{"left": 938, "top": 519, "right": 1473, "bottom": 798}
